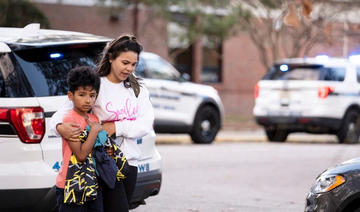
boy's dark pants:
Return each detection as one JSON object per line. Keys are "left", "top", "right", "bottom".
{"left": 56, "top": 187, "right": 104, "bottom": 212}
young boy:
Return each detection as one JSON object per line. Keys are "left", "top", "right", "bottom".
{"left": 55, "top": 66, "right": 103, "bottom": 212}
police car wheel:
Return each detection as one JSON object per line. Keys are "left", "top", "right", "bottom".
{"left": 353, "top": 205, "right": 360, "bottom": 212}
{"left": 337, "top": 109, "right": 360, "bottom": 144}
{"left": 265, "top": 128, "right": 288, "bottom": 142}
{"left": 191, "top": 105, "right": 220, "bottom": 144}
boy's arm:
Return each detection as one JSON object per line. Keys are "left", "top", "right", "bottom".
{"left": 66, "top": 118, "right": 102, "bottom": 162}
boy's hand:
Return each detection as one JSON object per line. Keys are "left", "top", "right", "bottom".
{"left": 57, "top": 122, "right": 81, "bottom": 142}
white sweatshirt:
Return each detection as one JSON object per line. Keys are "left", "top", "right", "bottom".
{"left": 49, "top": 76, "right": 155, "bottom": 166}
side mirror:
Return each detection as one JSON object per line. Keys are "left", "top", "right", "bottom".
{"left": 179, "top": 73, "right": 191, "bottom": 82}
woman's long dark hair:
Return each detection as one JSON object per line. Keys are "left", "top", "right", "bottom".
{"left": 97, "top": 34, "right": 143, "bottom": 97}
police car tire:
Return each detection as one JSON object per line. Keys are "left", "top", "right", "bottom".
{"left": 352, "top": 205, "right": 360, "bottom": 212}
{"left": 190, "top": 105, "right": 220, "bottom": 144}
{"left": 265, "top": 129, "right": 288, "bottom": 142}
{"left": 337, "top": 109, "right": 360, "bottom": 144}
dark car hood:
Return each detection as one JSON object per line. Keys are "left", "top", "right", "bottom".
{"left": 321, "top": 157, "right": 360, "bottom": 176}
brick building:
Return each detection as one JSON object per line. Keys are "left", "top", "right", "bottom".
{"left": 32, "top": 0, "right": 360, "bottom": 127}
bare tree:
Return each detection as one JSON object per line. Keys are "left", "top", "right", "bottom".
{"left": 0, "top": 0, "right": 50, "bottom": 28}
{"left": 236, "top": 0, "right": 360, "bottom": 70}
{"left": 96, "top": 0, "right": 360, "bottom": 74}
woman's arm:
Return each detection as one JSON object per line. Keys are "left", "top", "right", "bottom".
{"left": 113, "top": 86, "right": 155, "bottom": 139}
{"left": 67, "top": 118, "right": 102, "bottom": 162}
{"left": 49, "top": 99, "right": 81, "bottom": 142}
{"left": 49, "top": 99, "right": 73, "bottom": 135}
{"left": 57, "top": 123, "right": 82, "bottom": 143}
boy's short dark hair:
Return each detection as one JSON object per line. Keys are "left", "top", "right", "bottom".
{"left": 67, "top": 66, "right": 100, "bottom": 93}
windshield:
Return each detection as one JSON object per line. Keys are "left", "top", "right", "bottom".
{"left": 12, "top": 42, "right": 106, "bottom": 97}
{"left": 264, "top": 64, "right": 346, "bottom": 81}
{"left": 144, "top": 56, "right": 180, "bottom": 81}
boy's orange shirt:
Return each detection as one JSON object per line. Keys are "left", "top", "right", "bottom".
{"left": 56, "top": 110, "right": 99, "bottom": 189}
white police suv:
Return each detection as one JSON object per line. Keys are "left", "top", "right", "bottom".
{"left": 254, "top": 55, "right": 360, "bottom": 143}
{"left": 136, "top": 52, "right": 224, "bottom": 144}
{"left": 0, "top": 24, "right": 161, "bottom": 212}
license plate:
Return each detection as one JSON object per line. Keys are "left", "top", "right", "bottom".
{"left": 267, "top": 110, "right": 302, "bottom": 116}
{"left": 280, "top": 90, "right": 290, "bottom": 99}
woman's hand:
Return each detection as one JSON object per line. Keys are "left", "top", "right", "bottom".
{"left": 105, "top": 147, "right": 114, "bottom": 157}
{"left": 102, "top": 122, "right": 115, "bottom": 137}
{"left": 56, "top": 122, "right": 82, "bottom": 142}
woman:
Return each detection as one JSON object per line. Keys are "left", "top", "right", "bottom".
{"left": 50, "top": 35, "right": 154, "bottom": 212}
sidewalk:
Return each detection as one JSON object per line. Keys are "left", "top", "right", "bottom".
{"left": 155, "top": 129, "right": 338, "bottom": 144}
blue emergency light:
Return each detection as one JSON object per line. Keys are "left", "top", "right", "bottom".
{"left": 50, "top": 53, "right": 63, "bottom": 59}
{"left": 280, "top": 64, "right": 289, "bottom": 72}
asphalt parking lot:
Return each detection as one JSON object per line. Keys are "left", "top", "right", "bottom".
{"left": 135, "top": 139, "right": 360, "bottom": 212}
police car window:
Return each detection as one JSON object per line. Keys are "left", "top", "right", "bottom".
{"left": 264, "top": 65, "right": 345, "bottom": 81}
{"left": 0, "top": 54, "right": 32, "bottom": 97}
{"left": 135, "top": 57, "right": 146, "bottom": 77}
{"left": 356, "top": 67, "right": 360, "bottom": 82}
{"left": 0, "top": 68, "right": 4, "bottom": 97}
{"left": 322, "top": 67, "right": 345, "bottom": 81}
{"left": 145, "top": 56, "right": 180, "bottom": 80}
{"left": 264, "top": 65, "right": 323, "bottom": 80}
{"left": 13, "top": 43, "right": 105, "bottom": 97}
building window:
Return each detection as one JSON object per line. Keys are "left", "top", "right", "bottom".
{"left": 168, "top": 21, "right": 222, "bottom": 83}
{"left": 201, "top": 36, "right": 222, "bottom": 83}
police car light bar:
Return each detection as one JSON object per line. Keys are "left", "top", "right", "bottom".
{"left": 349, "top": 55, "right": 360, "bottom": 64}
{"left": 315, "top": 55, "right": 330, "bottom": 63}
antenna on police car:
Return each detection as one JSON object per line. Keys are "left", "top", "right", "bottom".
{"left": 24, "top": 23, "right": 40, "bottom": 30}
{"left": 16, "top": 23, "right": 41, "bottom": 42}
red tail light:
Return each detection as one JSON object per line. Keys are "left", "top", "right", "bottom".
{"left": 254, "top": 83, "right": 260, "bottom": 99}
{"left": 318, "top": 86, "right": 334, "bottom": 99}
{"left": 0, "top": 107, "right": 45, "bottom": 143}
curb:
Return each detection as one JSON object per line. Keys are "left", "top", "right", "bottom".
{"left": 155, "top": 131, "right": 339, "bottom": 144}
{"left": 155, "top": 132, "right": 266, "bottom": 144}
